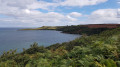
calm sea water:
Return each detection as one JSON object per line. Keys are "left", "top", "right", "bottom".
{"left": 0, "top": 28, "right": 80, "bottom": 54}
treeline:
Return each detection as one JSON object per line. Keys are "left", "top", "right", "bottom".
{"left": 57, "top": 25, "right": 113, "bottom": 35}
{"left": 1, "top": 27, "right": 120, "bottom": 67}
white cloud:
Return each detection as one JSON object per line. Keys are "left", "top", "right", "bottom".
{"left": 0, "top": 0, "right": 35, "bottom": 9}
{"left": 60, "top": 0, "right": 108, "bottom": 7}
{"left": 0, "top": 0, "right": 108, "bottom": 15}
{"left": 66, "top": 15, "right": 78, "bottom": 21}
{"left": 117, "top": 0, "right": 120, "bottom": 4}
{"left": 118, "top": 2, "right": 120, "bottom": 4}
{"left": 69, "top": 12, "right": 82, "bottom": 17}
{"left": 0, "top": 0, "right": 108, "bottom": 11}
{"left": 0, "top": 8, "right": 79, "bottom": 27}
{"left": 0, "top": 0, "right": 117, "bottom": 27}
{"left": 88, "top": 9, "right": 120, "bottom": 24}
{"left": 0, "top": 0, "right": 87, "bottom": 27}
{"left": 91, "top": 9, "right": 117, "bottom": 18}
{"left": 27, "top": 1, "right": 58, "bottom": 10}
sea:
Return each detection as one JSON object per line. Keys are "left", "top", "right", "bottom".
{"left": 0, "top": 28, "right": 80, "bottom": 54}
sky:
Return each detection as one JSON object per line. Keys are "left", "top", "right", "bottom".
{"left": 0, "top": 0, "right": 120, "bottom": 27}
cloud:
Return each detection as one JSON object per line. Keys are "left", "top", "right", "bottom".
{"left": 0, "top": 0, "right": 88, "bottom": 27}
{"left": 68, "top": 12, "right": 82, "bottom": 17}
{"left": 88, "top": 9, "right": 120, "bottom": 24}
{"left": 0, "top": 0, "right": 108, "bottom": 15}
{"left": 0, "top": 0, "right": 108, "bottom": 11}
{"left": 60, "top": 0, "right": 108, "bottom": 7}
{"left": 0, "top": 0, "right": 35, "bottom": 9}
{"left": 91, "top": 9, "right": 117, "bottom": 18}
{"left": 27, "top": 1, "right": 58, "bottom": 10}
{"left": 117, "top": 0, "right": 120, "bottom": 4}
{"left": 0, "top": 0, "right": 118, "bottom": 27}
{"left": 0, "top": 8, "right": 80, "bottom": 27}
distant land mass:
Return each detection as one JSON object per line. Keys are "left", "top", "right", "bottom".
{"left": 20, "top": 24, "right": 120, "bottom": 31}
{"left": 20, "top": 26, "right": 59, "bottom": 30}
{"left": 20, "top": 24, "right": 120, "bottom": 35}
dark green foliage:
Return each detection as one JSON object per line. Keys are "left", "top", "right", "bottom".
{"left": 46, "top": 43, "right": 62, "bottom": 51}
{"left": 22, "top": 42, "right": 47, "bottom": 54}
{"left": 13, "top": 54, "right": 30, "bottom": 67}
{"left": 116, "top": 61, "right": 120, "bottom": 67}
{"left": 0, "top": 49, "right": 17, "bottom": 62}
{"left": 57, "top": 25, "right": 112, "bottom": 35}
{"left": 103, "top": 59, "right": 117, "bottom": 67}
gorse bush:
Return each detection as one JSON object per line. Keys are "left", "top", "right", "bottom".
{"left": 22, "top": 42, "right": 47, "bottom": 54}
{"left": 1, "top": 27, "right": 120, "bottom": 67}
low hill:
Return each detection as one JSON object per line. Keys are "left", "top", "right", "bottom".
{"left": 20, "top": 26, "right": 59, "bottom": 30}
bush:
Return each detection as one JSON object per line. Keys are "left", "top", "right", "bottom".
{"left": 22, "top": 42, "right": 48, "bottom": 54}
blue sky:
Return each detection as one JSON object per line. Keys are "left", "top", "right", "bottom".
{"left": 43, "top": 0, "right": 118, "bottom": 14}
{"left": 0, "top": 0, "right": 119, "bottom": 27}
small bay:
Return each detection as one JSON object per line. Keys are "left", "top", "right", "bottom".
{"left": 0, "top": 28, "right": 80, "bottom": 54}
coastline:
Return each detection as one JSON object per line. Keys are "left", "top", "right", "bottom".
{"left": 1, "top": 26, "right": 120, "bottom": 67}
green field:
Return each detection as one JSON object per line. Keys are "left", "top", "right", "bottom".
{"left": 20, "top": 26, "right": 58, "bottom": 30}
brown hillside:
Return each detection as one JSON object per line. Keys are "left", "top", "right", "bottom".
{"left": 85, "top": 24, "right": 120, "bottom": 28}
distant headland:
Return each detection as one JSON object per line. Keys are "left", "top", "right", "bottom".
{"left": 20, "top": 24, "right": 120, "bottom": 30}
{"left": 20, "top": 24, "right": 120, "bottom": 35}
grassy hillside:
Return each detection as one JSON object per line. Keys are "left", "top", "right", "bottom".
{"left": 20, "top": 26, "right": 58, "bottom": 30}
{"left": 1, "top": 27, "right": 120, "bottom": 67}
